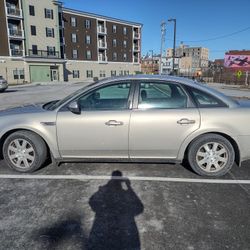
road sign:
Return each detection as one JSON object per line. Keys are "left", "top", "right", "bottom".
{"left": 236, "top": 70, "right": 242, "bottom": 78}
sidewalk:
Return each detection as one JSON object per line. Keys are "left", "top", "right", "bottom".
{"left": 9, "top": 80, "right": 92, "bottom": 88}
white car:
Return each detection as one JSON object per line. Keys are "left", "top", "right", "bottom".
{"left": 0, "top": 76, "right": 8, "bottom": 92}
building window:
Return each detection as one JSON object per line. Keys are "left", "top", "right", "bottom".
{"left": 119, "top": 70, "right": 123, "bottom": 76}
{"left": 123, "top": 40, "right": 127, "bottom": 48}
{"left": 29, "top": 5, "right": 35, "bottom": 16}
{"left": 124, "top": 70, "right": 129, "bottom": 75}
{"left": 111, "top": 70, "right": 116, "bottom": 76}
{"left": 32, "top": 45, "right": 38, "bottom": 55}
{"left": 85, "top": 19, "right": 91, "bottom": 29}
{"left": 112, "top": 25, "right": 117, "bottom": 33}
{"left": 113, "top": 52, "right": 117, "bottom": 61}
{"left": 71, "top": 17, "right": 77, "bottom": 27}
{"left": 86, "top": 35, "right": 91, "bottom": 44}
{"left": 71, "top": 33, "right": 77, "bottom": 43}
{"left": 13, "top": 69, "right": 25, "bottom": 80}
{"left": 73, "top": 70, "right": 80, "bottom": 78}
{"left": 86, "top": 50, "right": 92, "bottom": 59}
{"left": 31, "top": 25, "right": 36, "bottom": 36}
{"left": 72, "top": 49, "right": 78, "bottom": 59}
{"left": 123, "top": 53, "right": 127, "bottom": 61}
{"left": 112, "top": 39, "right": 117, "bottom": 47}
{"left": 46, "top": 28, "right": 54, "bottom": 37}
{"left": 86, "top": 70, "right": 93, "bottom": 78}
{"left": 47, "top": 46, "right": 55, "bottom": 56}
{"left": 44, "top": 8, "right": 53, "bottom": 19}
{"left": 100, "top": 70, "right": 106, "bottom": 78}
{"left": 123, "top": 27, "right": 127, "bottom": 35}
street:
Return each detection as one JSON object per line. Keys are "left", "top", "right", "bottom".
{"left": 0, "top": 82, "right": 249, "bottom": 250}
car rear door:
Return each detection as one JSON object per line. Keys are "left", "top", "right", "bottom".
{"left": 129, "top": 80, "right": 200, "bottom": 160}
{"left": 56, "top": 81, "right": 134, "bottom": 159}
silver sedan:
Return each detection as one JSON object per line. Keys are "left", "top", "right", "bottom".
{"left": 0, "top": 75, "right": 250, "bottom": 176}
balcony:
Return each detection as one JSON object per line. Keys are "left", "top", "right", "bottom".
{"left": 134, "top": 57, "right": 139, "bottom": 63}
{"left": 98, "top": 26, "right": 107, "bottom": 35}
{"left": 28, "top": 49, "right": 60, "bottom": 58}
{"left": 98, "top": 40, "right": 107, "bottom": 49}
{"left": 98, "top": 54, "right": 107, "bottom": 62}
{"left": 133, "top": 32, "right": 140, "bottom": 39}
{"left": 133, "top": 45, "right": 140, "bottom": 51}
{"left": 9, "top": 28, "right": 24, "bottom": 39}
{"left": 6, "top": 7, "right": 22, "bottom": 18}
{"left": 11, "top": 49, "right": 23, "bottom": 57}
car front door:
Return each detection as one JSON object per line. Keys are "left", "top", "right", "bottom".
{"left": 129, "top": 81, "right": 200, "bottom": 160}
{"left": 56, "top": 81, "right": 134, "bottom": 159}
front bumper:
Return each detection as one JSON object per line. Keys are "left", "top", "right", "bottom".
{"left": 0, "top": 82, "right": 8, "bottom": 91}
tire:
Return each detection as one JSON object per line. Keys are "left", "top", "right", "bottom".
{"left": 3, "top": 130, "right": 47, "bottom": 173}
{"left": 187, "top": 134, "right": 235, "bottom": 177}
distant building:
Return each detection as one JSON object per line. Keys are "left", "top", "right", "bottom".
{"left": 166, "top": 44, "right": 209, "bottom": 75}
{"left": 161, "top": 57, "right": 179, "bottom": 75}
{"left": 141, "top": 55, "right": 160, "bottom": 74}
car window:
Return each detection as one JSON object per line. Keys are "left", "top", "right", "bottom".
{"left": 78, "top": 83, "right": 131, "bottom": 110}
{"left": 188, "top": 87, "right": 227, "bottom": 108}
{"left": 138, "top": 82, "right": 187, "bottom": 109}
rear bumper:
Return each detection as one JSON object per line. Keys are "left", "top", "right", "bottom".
{"left": 237, "top": 135, "right": 250, "bottom": 162}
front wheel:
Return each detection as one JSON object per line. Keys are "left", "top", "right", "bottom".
{"left": 3, "top": 130, "right": 47, "bottom": 173}
{"left": 187, "top": 134, "right": 235, "bottom": 177}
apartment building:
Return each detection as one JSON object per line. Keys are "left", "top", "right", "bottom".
{"left": 0, "top": 0, "right": 64, "bottom": 83}
{"left": 63, "top": 8, "right": 141, "bottom": 81}
{"left": 0, "top": 0, "right": 142, "bottom": 83}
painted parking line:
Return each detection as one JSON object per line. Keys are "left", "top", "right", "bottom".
{"left": 0, "top": 174, "right": 250, "bottom": 184}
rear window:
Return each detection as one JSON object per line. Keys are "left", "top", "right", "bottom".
{"left": 187, "top": 87, "right": 227, "bottom": 108}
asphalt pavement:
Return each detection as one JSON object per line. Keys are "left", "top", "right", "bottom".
{"left": 0, "top": 82, "right": 250, "bottom": 250}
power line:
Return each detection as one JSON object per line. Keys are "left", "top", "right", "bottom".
{"left": 165, "top": 26, "right": 250, "bottom": 44}
{"left": 182, "top": 26, "right": 250, "bottom": 43}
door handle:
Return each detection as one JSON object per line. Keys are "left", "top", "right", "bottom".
{"left": 105, "top": 120, "right": 124, "bottom": 126}
{"left": 177, "top": 118, "right": 196, "bottom": 125}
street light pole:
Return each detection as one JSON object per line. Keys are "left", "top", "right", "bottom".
{"left": 160, "top": 21, "right": 166, "bottom": 75}
{"left": 168, "top": 18, "right": 176, "bottom": 75}
{"left": 149, "top": 50, "right": 153, "bottom": 74}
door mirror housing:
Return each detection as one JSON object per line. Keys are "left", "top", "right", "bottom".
{"left": 68, "top": 101, "right": 81, "bottom": 114}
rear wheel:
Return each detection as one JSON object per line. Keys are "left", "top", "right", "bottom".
{"left": 3, "top": 130, "right": 47, "bottom": 173}
{"left": 187, "top": 134, "right": 235, "bottom": 176}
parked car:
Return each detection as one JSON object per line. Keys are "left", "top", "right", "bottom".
{"left": 0, "top": 75, "right": 249, "bottom": 176}
{"left": 0, "top": 76, "right": 8, "bottom": 92}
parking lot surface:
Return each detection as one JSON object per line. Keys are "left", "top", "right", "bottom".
{"left": 0, "top": 83, "right": 250, "bottom": 250}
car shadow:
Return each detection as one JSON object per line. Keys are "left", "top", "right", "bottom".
{"left": 35, "top": 214, "right": 87, "bottom": 249}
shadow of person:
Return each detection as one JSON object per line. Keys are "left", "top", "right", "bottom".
{"left": 87, "top": 170, "right": 144, "bottom": 250}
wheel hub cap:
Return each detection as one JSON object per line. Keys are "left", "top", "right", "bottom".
{"left": 7, "top": 139, "right": 35, "bottom": 169}
{"left": 196, "top": 142, "right": 228, "bottom": 173}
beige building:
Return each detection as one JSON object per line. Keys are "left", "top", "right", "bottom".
{"left": 167, "top": 44, "right": 209, "bottom": 75}
{"left": 0, "top": 0, "right": 141, "bottom": 84}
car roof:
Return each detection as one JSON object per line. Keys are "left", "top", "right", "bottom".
{"left": 92, "top": 75, "right": 238, "bottom": 108}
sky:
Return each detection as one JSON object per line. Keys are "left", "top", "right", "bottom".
{"left": 63, "top": 0, "right": 250, "bottom": 60}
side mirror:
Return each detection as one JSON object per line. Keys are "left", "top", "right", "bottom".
{"left": 68, "top": 101, "right": 81, "bottom": 114}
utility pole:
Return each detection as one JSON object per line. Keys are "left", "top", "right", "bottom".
{"left": 168, "top": 18, "right": 176, "bottom": 75}
{"left": 159, "top": 21, "right": 166, "bottom": 75}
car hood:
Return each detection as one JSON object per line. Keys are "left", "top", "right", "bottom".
{"left": 0, "top": 103, "right": 46, "bottom": 116}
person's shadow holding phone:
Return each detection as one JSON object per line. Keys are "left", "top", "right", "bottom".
{"left": 87, "top": 170, "right": 144, "bottom": 250}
